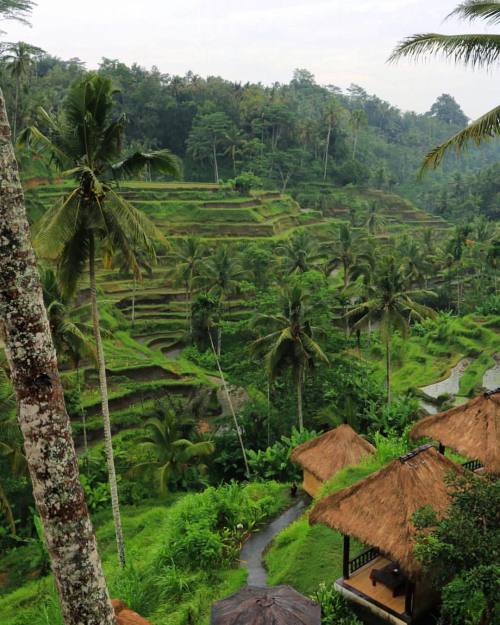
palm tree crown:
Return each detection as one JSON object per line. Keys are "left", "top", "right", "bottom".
{"left": 390, "top": 1, "right": 500, "bottom": 172}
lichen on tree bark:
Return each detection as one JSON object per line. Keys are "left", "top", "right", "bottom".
{"left": 0, "top": 89, "right": 115, "bottom": 625}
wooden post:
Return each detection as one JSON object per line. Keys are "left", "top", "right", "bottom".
{"left": 343, "top": 535, "right": 350, "bottom": 580}
{"left": 438, "top": 443, "right": 445, "bottom": 455}
{"left": 405, "top": 581, "right": 415, "bottom": 619}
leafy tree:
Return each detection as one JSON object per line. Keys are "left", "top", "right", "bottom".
{"left": 0, "top": 41, "right": 44, "bottom": 138}
{"left": 348, "top": 256, "right": 436, "bottom": 403}
{"left": 131, "top": 402, "right": 214, "bottom": 493}
{"left": 390, "top": 2, "right": 500, "bottom": 171}
{"left": 414, "top": 475, "right": 500, "bottom": 625}
{"left": 427, "top": 93, "right": 469, "bottom": 126}
{"left": 365, "top": 201, "right": 386, "bottom": 235}
{"left": 186, "top": 111, "right": 233, "bottom": 182}
{"left": 251, "top": 286, "right": 328, "bottom": 431}
{"left": 19, "top": 72, "right": 179, "bottom": 567}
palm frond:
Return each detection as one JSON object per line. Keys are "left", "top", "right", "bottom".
{"left": 17, "top": 123, "right": 70, "bottom": 168}
{"left": 389, "top": 33, "right": 500, "bottom": 69}
{"left": 448, "top": 1, "right": 500, "bottom": 24}
{"left": 420, "top": 104, "right": 500, "bottom": 172}
{"left": 112, "top": 149, "right": 181, "bottom": 179}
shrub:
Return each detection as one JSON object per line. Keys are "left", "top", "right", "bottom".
{"left": 312, "top": 583, "right": 362, "bottom": 625}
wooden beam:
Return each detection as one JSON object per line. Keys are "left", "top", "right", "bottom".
{"left": 343, "top": 534, "right": 350, "bottom": 580}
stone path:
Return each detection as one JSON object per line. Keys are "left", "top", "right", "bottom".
{"left": 239, "top": 497, "right": 307, "bottom": 586}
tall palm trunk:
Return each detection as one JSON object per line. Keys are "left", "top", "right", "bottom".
{"left": 88, "top": 234, "right": 126, "bottom": 567}
{"left": 296, "top": 365, "right": 304, "bottom": 431}
{"left": 323, "top": 123, "right": 331, "bottom": 181}
{"left": 0, "top": 89, "right": 114, "bottom": 625}
{"left": 212, "top": 140, "right": 219, "bottom": 183}
{"left": 208, "top": 331, "right": 250, "bottom": 478}
{"left": 386, "top": 337, "right": 391, "bottom": 405}
{"left": 13, "top": 75, "right": 20, "bottom": 140}
{"left": 131, "top": 276, "right": 136, "bottom": 328}
{"left": 75, "top": 363, "right": 88, "bottom": 459}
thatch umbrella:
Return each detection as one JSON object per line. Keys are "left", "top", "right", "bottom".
{"left": 310, "top": 445, "right": 465, "bottom": 580}
{"left": 291, "top": 424, "right": 375, "bottom": 482}
{"left": 211, "top": 585, "right": 321, "bottom": 625}
{"left": 411, "top": 389, "right": 500, "bottom": 474}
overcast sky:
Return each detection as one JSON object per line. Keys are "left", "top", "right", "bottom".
{"left": 2, "top": 0, "right": 498, "bottom": 118}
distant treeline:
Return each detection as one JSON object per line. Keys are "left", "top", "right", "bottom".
{"left": 2, "top": 55, "right": 500, "bottom": 218}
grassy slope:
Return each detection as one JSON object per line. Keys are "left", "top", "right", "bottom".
{"left": 0, "top": 483, "right": 290, "bottom": 625}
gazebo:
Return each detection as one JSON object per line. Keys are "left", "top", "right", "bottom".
{"left": 309, "top": 445, "right": 465, "bottom": 625}
{"left": 211, "top": 585, "right": 321, "bottom": 625}
{"left": 291, "top": 424, "right": 375, "bottom": 497}
{"left": 411, "top": 388, "right": 500, "bottom": 474}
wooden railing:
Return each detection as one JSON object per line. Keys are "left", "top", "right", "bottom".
{"left": 349, "top": 547, "right": 379, "bottom": 575}
{"left": 462, "top": 459, "right": 483, "bottom": 472}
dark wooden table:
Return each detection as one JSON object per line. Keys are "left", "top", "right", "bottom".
{"left": 369, "top": 561, "right": 406, "bottom": 597}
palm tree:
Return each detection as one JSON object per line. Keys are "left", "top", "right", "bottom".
{"left": 1, "top": 41, "right": 44, "bottom": 138}
{"left": 323, "top": 97, "right": 343, "bottom": 180}
{"left": 365, "top": 201, "right": 386, "bottom": 235}
{"left": 41, "top": 267, "right": 95, "bottom": 456}
{"left": 324, "top": 223, "right": 371, "bottom": 290}
{"left": 0, "top": 81, "right": 115, "bottom": 623}
{"left": 251, "top": 286, "right": 328, "bottom": 431}
{"left": 105, "top": 245, "right": 153, "bottom": 328}
{"left": 276, "top": 230, "right": 321, "bottom": 275}
{"left": 390, "top": 1, "right": 500, "bottom": 172}
{"left": 167, "top": 237, "right": 206, "bottom": 335}
{"left": 223, "top": 127, "right": 246, "bottom": 176}
{"left": 349, "top": 108, "right": 366, "bottom": 159}
{"left": 198, "top": 245, "right": 246, "bottom": 356}
{"left": 19, "top": 73, "right": 180, "bottom": 567}
{"left": 347, "top": 256, "right": 436, "bottom": 403}
{"left": 131, "top": 403, "right": 214, "bottom": 493}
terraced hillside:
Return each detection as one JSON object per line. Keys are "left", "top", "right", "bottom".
{"left": 24, "top": 180, "right": 453, "bottom": 446}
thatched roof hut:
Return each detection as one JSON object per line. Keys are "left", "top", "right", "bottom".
{"left": 291, "top": 424, "right": 375, "bottom": 482}
{"left": 211, "top": 585, "right": 321, "bottom": 625}
{"left": 310, "top": 445, "right": 464, "bottom": 580}
{"left": 411, "top": 389, "right": 500, "bottom": 473}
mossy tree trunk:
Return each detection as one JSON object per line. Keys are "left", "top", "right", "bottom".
{"left": 89, "top": 233, "right": 126, "bottom": 568}
{"left": 0, "top": 89, "right": 115, "bottom": 625}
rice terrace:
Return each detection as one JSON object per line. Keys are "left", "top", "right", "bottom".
{"left": 0, "top": 2, "right": 498, "bottom": 625}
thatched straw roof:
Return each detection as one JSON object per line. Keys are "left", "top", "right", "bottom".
{"left": 309, "top": 445, "right": 464, "bottom": 580}
{"left": 411, "top": 389, "right": 500, "bottom": 474}
{"left": 290, "top": 424, "right": 375, "bottom": 482}
{"left": 211, "top": 585, "right": 321, "bottom": 625}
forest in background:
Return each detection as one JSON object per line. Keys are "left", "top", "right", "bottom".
{"left": 2, "top": 53, "right": 500, "bottom": 221}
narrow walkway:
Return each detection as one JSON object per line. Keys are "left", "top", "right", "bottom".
{"left": 239, "top": 497, "right": 307, "bottom": 586}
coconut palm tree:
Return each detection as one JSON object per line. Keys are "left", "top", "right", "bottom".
{"left": 1, "top": 41, "right": 44, "bottom": 138}
{"left": 349, "top": 108, "right": 366, "bottom": 159}
{"left": 324, "top": 223, "right": 371, "bottom": 290}
{"left": 251, "top": 286, "right": 328, "bottom": 431}
{"left": 167, "top": 237, "right": 206, "bottom": 335}
{"left": 131, "top": 402, "right": 214, "bottom": 494}
{"left": 390, "top": 1, "right": 500, "bottom": 172}
{"left": 365, "top": 201, "right": 386, "bottom": 235}
{"left": 323, "top": 97, "right": 343, "bottom": 180}
{"left": 198, "top": 244, "right": 246, "bottom": 356}
{"left": 19, "top": 73, "right": 180, "bottom": 567}
{"left": 276, "top": 230, "right": 321, "bottom": 275}
{"left": 347, "top": 256, "right": 436, "bottom": 403}
{"left": 0, "top": 83, "right": 115, "bottom": 624}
